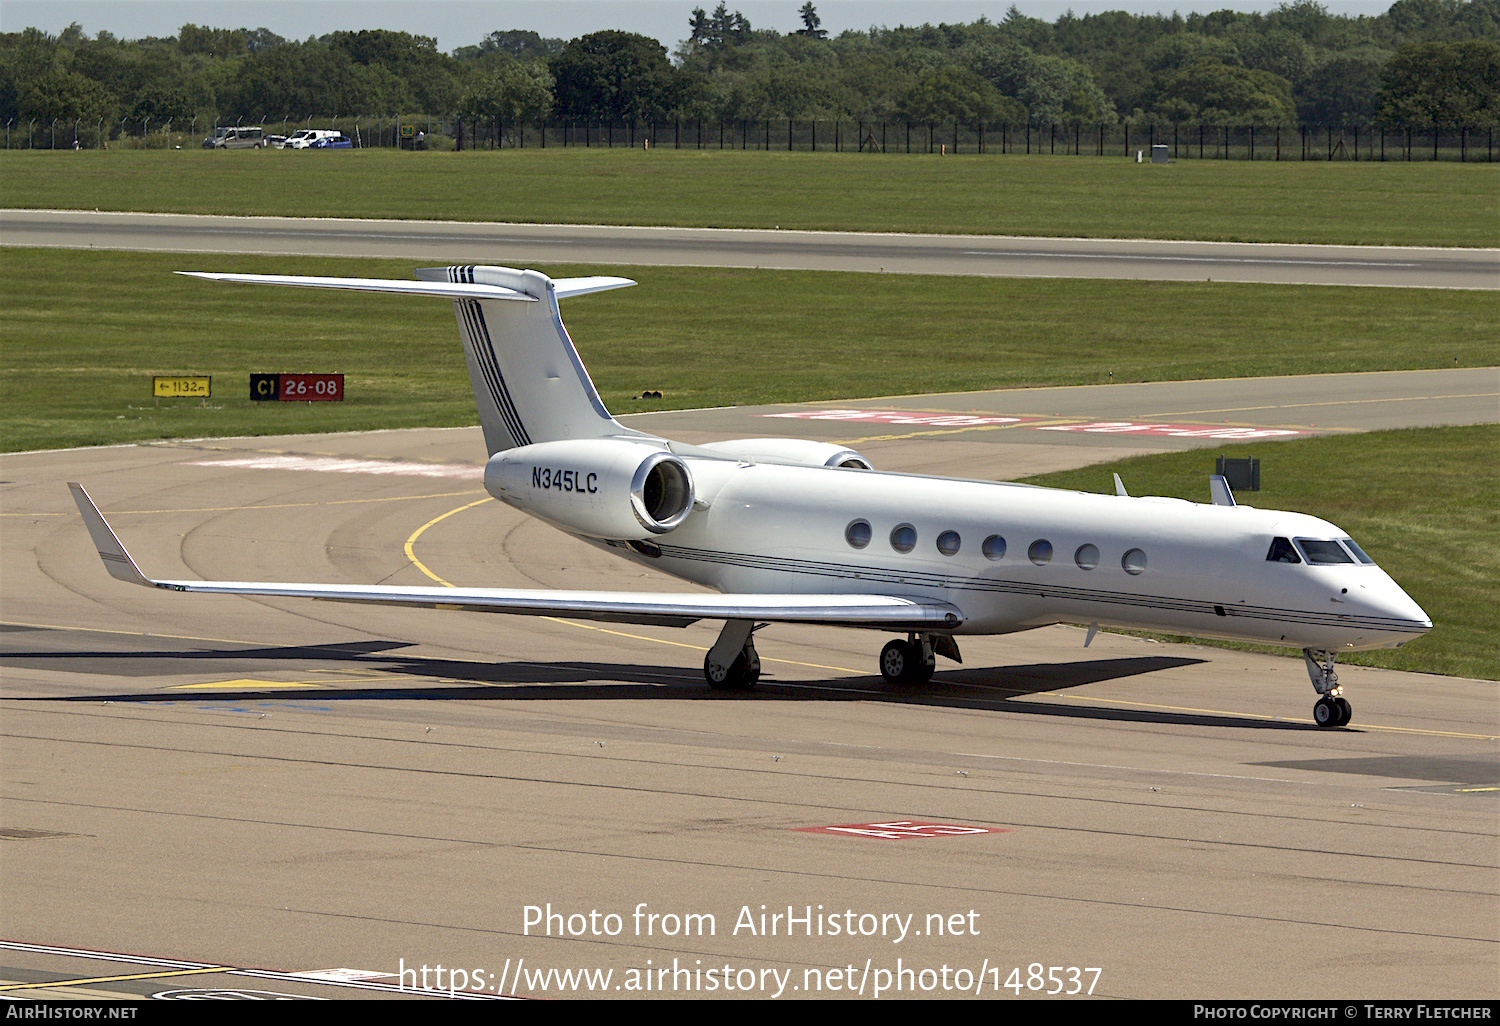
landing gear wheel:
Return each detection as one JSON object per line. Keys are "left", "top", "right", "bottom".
{"left": 913, "top": 655, "right": 935, "bottom": 683}
{"left": 1334, "top": 697, "right": 1352, "bottom": 727}
{"left": 879, "top": 640, "right": 916, "bottom": 684}
{"left": 705, "top": 649, "right": 759, "bottom": 691}
{"left": 1314, "top": 696, "right": 1341, "bottom": 728}
{"left": 880, "top": 640, "right": 935, "bottom": 684}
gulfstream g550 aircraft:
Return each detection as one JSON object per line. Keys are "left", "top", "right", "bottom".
{"left": 70, "top": 264, "right": 1431, "bottom": 728}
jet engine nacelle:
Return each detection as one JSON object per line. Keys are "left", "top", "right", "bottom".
{"left": 697, "top": 437, "right": 873, "bottom": 470}
{"left": 485, "top": 439, "right": 695, "bottom": 540}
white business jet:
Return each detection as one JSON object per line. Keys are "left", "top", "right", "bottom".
{"left": 71, "top": 265, "right": 1432, "bottom": 728}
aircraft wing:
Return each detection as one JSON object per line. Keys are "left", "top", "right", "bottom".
{"left": 69, "top": 484, "right": 962, "bottom": 631}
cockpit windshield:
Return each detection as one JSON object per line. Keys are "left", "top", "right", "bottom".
{"left": 1342, "top": 539, "right": 1376, "bottom": 565}
{"left": 1266, "top": 537, "right": 1300, "bottom": 563}
{"left": 1296, "top": 539, "right": 1354, "bottom": 565}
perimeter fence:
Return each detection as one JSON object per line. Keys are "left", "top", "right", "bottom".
{"left": 5, "top": 115, "right": 1495, "bottom": 162}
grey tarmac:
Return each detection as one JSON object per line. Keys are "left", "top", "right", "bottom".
{"left": 4, "top": 208, "right": 1497, "bottom": 289}
{"left": 2, "top": 371, "right": 1496, "bottom": 999}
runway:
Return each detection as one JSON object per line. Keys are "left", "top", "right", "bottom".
{"left": 5, "top": 209, "right": 1496, "bottom": 289}
{"left": 3, "top": 371, "right": 1496, "bottom": 999}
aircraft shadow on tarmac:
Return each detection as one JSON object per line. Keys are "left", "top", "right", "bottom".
{"left": 1, "top": 635, "right": 1321, "bottom": 731}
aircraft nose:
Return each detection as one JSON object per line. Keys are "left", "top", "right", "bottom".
{"left": 1370, "top": 580, "right": 1432, "bottom": 634}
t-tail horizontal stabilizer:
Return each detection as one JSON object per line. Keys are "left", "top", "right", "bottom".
{"left": 180, "top": 264, "right": 642, "bottom": 456}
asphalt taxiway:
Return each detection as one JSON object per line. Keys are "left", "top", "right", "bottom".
{"left": 5, "top": 209, "right": 1496, "bottom": 289}
{"left": 2, "top": 371, "right": 1496, "bottom": 999}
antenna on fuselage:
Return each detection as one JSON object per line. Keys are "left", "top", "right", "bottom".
{"left": 1113, "top": 474, "right": 1128, "bottom": 497}
{"left": 1209, "top": 475, "right": 1237, "bottom": 507}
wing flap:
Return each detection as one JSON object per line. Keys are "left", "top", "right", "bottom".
{"left": 70, "top": 485, "right": 962, "bottom": 631}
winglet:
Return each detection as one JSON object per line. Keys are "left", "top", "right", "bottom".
{"left": 1209, "top": 474, "right": 1237, "bottom": 507}
{"left": 68, "top": 483, "right": 154, "bottom": 586}
{"left": 1113, "top": 473, "right": 1128, "bottom": 497}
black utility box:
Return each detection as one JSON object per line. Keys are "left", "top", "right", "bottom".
{"left": 1216, "top": 456, "right": 1261, "bottom": 491}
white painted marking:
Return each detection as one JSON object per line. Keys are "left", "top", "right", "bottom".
{"left": 1035, "top": 421, "right": 1303, "bottom": 440}
{"left": 189, "top": 455, "right": 483, "bottom": 479}
{"left": 764, "top": 409, "right": 1024, "bottom": 427}
{"left": 292, "top": 969, "right": 396, "bottom": 983}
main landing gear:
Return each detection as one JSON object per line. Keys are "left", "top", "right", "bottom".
{"left": 879, "top": 634, "right": 961, "bottom": 685}
{"left": 1304, "top": 648, "right": 1351, "bottom": 728}
{"left": 704, "top": 618, "right": 761, "bottom": 691}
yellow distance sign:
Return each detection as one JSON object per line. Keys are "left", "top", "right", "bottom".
{"left": 153, "top": 376, "right": 211, "bottom": 398}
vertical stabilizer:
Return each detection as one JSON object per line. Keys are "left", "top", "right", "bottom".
{"left": 423, "top": 265, "right": 640, "bottom": 455}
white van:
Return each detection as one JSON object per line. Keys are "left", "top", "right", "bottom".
{"left": 282, "top": 130, "right": 342, "bottom": 150}
{"left": 202, "top": 127, "right": 265, "bottom": 149}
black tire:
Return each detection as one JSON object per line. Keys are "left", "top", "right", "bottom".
{"left": 1334, "top": 697, "right": 1352, "bottom": 727}
{"left": 1313, "top": 696, "right": 1339, "bottom": 728}
{"left": 879, "top": 640, "right": 910, "bottom": 684}
{"left": 705, "top": 651, "right": 755, "bottom": 691}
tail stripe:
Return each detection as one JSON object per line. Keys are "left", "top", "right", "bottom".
{"left": 449, "top": 265, "right": 532, "bottom": 448}
{"left": 461, "top": 300, "right": 532, "bottom": 448}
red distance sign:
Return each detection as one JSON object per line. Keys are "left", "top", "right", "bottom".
{"left": 277, "top": 374, "right": 344, "bottom": 401}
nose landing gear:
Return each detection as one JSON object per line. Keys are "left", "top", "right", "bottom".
{"left": 1304, "top": 649, "right": 1351, "bottom": 728}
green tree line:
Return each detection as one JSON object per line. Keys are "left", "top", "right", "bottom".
{"left": 2, "top": 1, "right": 1496, "bottom": 138}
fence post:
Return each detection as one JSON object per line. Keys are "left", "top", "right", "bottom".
{"left": 1434, "top": 127, "right": 1439, "bottom": 161}
{"left": 1122, "top": 121, "right": 1127, "bottom": 157}
{"left": 1097, "top": 123, "right": 1102, "bottom": 156}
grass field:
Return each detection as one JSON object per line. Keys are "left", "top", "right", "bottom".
{"left": 3, "top": 149, "right": 1496, "bottom": 247}
{"left": 4, "top": 248, "right": 1498, "bottom": 453}
{"left": 1024, "top": 425, "right": 1500, "bottom": 681}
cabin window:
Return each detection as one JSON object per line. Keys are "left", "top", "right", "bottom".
{"left": 1266, "top": 537, "right": 1300, "bottom": 563}
{"left": 1028, "top": 539, "right": 1053, "bottom": 565}
{"left": 1075, "top": 544, "right": 1099, "bottom": 570}
{"left": 1297, "top": 538, "right": 1354, "bottom": 565}
{"left": 890, "top": 524, "right": 917, "bottom": 553}
{"left": 982, "top": 535, "right": 1007, "bottom": 561}
{"left": 1342, "top": 539, "right": 1376, "bottom": 565}
{"left": 845, "top": 519, "right": 872, "bottom": 549}
{"left": 1122, "top": 548, "right": 1147, "bottom": 575}
{"left": 936, "top": 530, "right": 961, "bottom": 556}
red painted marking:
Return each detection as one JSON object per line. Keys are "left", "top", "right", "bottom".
{"left": 764, "top": 409, "right": 1027, "bottom": 428}
{"left": 796, "top": 820, "right": 1007, "bottom": 840}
